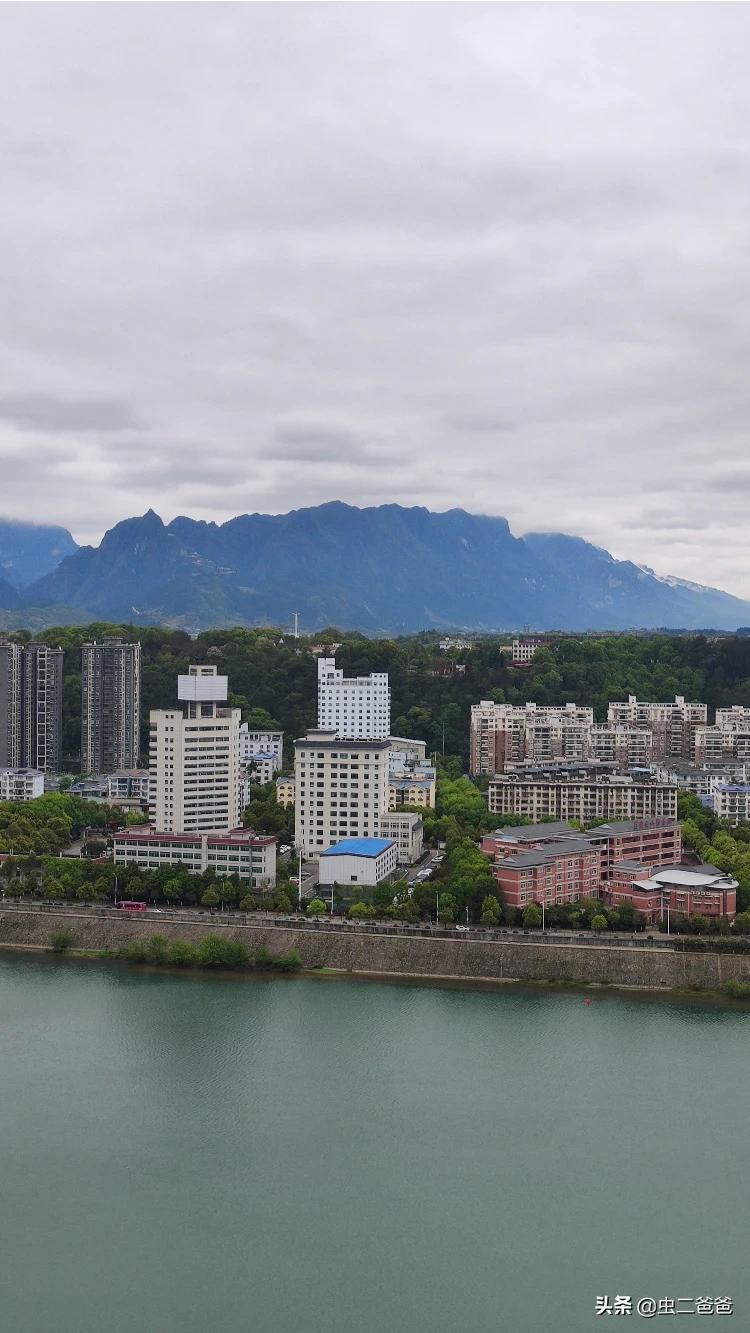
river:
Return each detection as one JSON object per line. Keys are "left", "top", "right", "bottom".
{"left": 0, "top": 952, "right": 747, "bottom": 1333}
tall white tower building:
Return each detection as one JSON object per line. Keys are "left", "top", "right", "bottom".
{"left": 317, "top": 658, "right": 390, "bottom": 740}
{"left": 149, "top": 665, "right": 241, "bottom": 833}
{"left": 294, "top": 728, "right": 390, "bottom": 858}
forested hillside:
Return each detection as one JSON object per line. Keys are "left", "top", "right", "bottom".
{"left": 7, "top": 625, "right": 750, "bottom": 770}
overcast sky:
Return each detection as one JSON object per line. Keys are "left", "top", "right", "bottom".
{"left": 1, "top": 4, "right": 750, "bottom": 593}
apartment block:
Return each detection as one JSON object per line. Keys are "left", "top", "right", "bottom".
{"left": 694, "top": 726, "right": 750, "bottom": 766}
{"left": 713, "top": 784, "right": 750, "bottom": 824}
{"left": 0, "top": 768, "right": 45, "bottom": 802}
{"left": 317, "top": 657, "right": 390, "bottom": 740}
{"left": 81, "top": 638, "right": 141, "bottom": 774}
{"left": 294, "top": 728, "right": 390, "bottom": 858}
{"left": 275, "top": 774, "right": 295, "bottom": 808}
{"left": 112, "top": 825, "right": 276, "bottom": 885}
{"left": 606, "top": 694, "right": 707, "bottom": 761}
{"left": 470, "top": 701, "right": 595, "bottom": 776}
{"left": 487, "top": 774, "right": 677, "bottom": 823}
{"left": 21, "top": 643, "right": 64, "bottom": 773}
{"left": 511, "top": 638, "right": 543, "bottom": 666}
{"left": 0, "top": 639, "right": 23, "bottom": 768}
{"left": 378, "top": 811, "right": 424, "bottom": 864}
{"left": 149, "top": 665, "right": 241, "bottom": 834}
{"left": 239, "top": 725, "right": 283, "bottom": 771}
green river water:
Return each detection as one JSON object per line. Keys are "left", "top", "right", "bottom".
{"left": 0, "top": 952, "right": 748, "bottom": 1333}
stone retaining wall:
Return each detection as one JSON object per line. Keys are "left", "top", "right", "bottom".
{"left": 2, "top": 907, "right": 750, "bottom": 990}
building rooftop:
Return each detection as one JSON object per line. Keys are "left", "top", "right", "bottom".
{"left": 490, "top": 821, "right": 576, "bottom": 841}
{"left": 113, "top": 826, "right": 275, "bottom": 847}
{"left": 321, "top": 838, "right": 395, "bottom": 858}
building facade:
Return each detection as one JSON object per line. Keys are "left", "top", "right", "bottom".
{"left": 149, "top": 665, "right": 241, "bottom": 834}
{"left": 275, "top": 774, "right": 295, "bottom": 808}
{"left": 294, "top": 728, "right": 390, "bottom": 858}
{"left": 487, "top": 775, "right": 677, "bottom": 823}
{"left": 470, "top": 701, "right": 595, "bottom": 776}
{"left": 0, "top": 639, "right": 23, "bottom": 768}
{"left": 21, "top": 643, "right": 64, "bottom": 773}
{"left": 713, "top": 785, "right": 750, "bottom": 824}
{"left": 603, "top": 864, "right": 737, "bottom": 923}
{"left": 0, "top": 768, "right": 45, "bottom": 802}
{"left": 317, "top": 657, "right": 390, "bottom": 740}
{"left": 318, "top": 837, "right": 398, "bottom": 886}
{"left": 606, "top": 695, "right": 707, "bottom": 762}
{"left": 378, "top": 811, "right": 424, "bottom": 864}
{"left": 81, "top": 638, "right": 141, "bottom": 774}
{"left": 112, "top": 825, "right": 276, "bottom": 885}
{"left": 238, "top": 725, "right": 283, "bottom": 772}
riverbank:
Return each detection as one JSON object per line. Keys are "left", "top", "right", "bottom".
{"left": 2, "top": 904, "right": 750, "bottom": 994}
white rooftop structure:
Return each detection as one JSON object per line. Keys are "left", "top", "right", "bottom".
{"left": 177, "top": 665, "right": 228, "bottom": 703}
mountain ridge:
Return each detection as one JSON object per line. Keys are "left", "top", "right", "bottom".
{"left": 1, "top": 503, "right": 749, "bottom": 634}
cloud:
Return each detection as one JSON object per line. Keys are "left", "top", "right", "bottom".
{"left": 0, "top": 5, "right": 749, "bottom": 593}
{"left": 0, "top": 395, "right": 142, "bottom": 432}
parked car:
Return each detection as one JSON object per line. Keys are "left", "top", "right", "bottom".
{"left": 279, "top": 845, "right": 291, "bottom": 854}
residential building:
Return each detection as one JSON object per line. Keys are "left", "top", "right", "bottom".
{"left": 238, "top": 725, "right": 283, "bottom": 771}
{"left": 0, "top": 639, "right": 22, "bottom": 768}
{"left": 694, "top": 725, "right": 750, "bottom": 766}
{"left": 112, "top": 825, "right": 276, "bottom": 885}
{"left": 512, "top": 637, "right": 543, "bottom": 666}
{"left": 606, "top": 695, "right": 707, "bottom": 762}
{"left": 149, "top": 665, "right": 241, "bottom": 834}
{"left": 588, "top": 724, "right": 653, "bottom": 767}
{"left": 470, "top": 701, "right": 595, "bottom": 776}
{"left": 275, "top": 774, "right": 296, "bottom": 808}
{"left": 604, "top": 863, "right": 737, "bottom": 923}
{"left": 487, "top": 774, "right": 677, "bottom": 823}
{"left": 318, "top": 837, "right": 398, "bottom": 887}
{"left": 22, "top": 643, "right": 64, "bottom": 773}
{"left": 389, "top": 737, "right": 428, "bottom": 766}
{"left": 106, "top": 770, "right": 151, "bottom": 802}
{"left": 389, "top": 776, "right": 435, "bottom": 809}
{"left": 294, "top": 728, "right": 390, "bottom": 858}
{"left": 713, "top": 785, "right": 750, "bottom": 824}
{"left": 651, "top": 760, "right": 749, "bottom": 797}
{"left": 715, "top": 706, "right": 750, "bottom": 731}
{"left": 491, "top": 838, "right": 603, "bottom": 909}
{"left": 80, "top": 638, "right": 141, "bottom": 774}
{"left": 317, "top": 657, "right": 390, "bottom": 740}
{"left": 0, "top": 768, "right": 45, "bottom": 802}
{"left": 378, "top": 811, "right": 424, "bottom": 864}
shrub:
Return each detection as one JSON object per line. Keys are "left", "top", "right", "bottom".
{"left": 347, "top": 901, "right": 376, "bottom": 919}
{"left": 239, "top": 894, "right": 256, "bottom": 911}
{"left": 306, "top": 898, "right": 328, "bottom": 916}
{"left": 169, "top": 939, "right": 199, "bottom": 968}
{"left": 49, "top": 929, "right": 74, "bottom": 953}
{"left": 255, "top": 945, "right": 274, "bottom": 968}
{"left": 275, "top": 949, "right": 302, "bottom": 972}
{"left": 723, "top": 980, "right": 750, "bottom": 999}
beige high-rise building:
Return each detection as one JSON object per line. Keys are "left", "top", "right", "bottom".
{"left": 149, "top": 665, "right": 241, "bottom": 833}
{"left": 294, "top": 728, "right": 390, "bottom": 858}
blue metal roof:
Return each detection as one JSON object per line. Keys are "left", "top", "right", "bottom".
{"left": 321, "top": 837, "right": 394, "bottom": 858}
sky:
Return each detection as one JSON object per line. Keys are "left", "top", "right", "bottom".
{"left": 1, "top": 4, "right": 750, "bottom": 594}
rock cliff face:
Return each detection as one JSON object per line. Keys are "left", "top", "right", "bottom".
{"left": 3, "top": 502, "right": 750, "bottom": 633}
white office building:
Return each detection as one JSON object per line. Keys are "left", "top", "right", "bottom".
{"left": 317, "top": 658, "right": 390, "bottom": 740}
{"left": 294, "top": 728, "right": 390, "bottom": 858}
{"left": 149, "top": 665, "right": 241, "bottom": 834}
{"left": 112, "top": 825, "right": 276, "bottom": 885}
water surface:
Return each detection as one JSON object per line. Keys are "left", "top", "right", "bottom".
{"left": 0, "top": 953, "right": 747, "bottom": 1333}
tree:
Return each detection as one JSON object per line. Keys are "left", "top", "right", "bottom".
{"left": 306, "top": 897, "right": 328, "bottom": 916}
{"left": 201, "top": 886, "right": 220, "bottom": 910}
{"left": 239, "top": 894, "right": 256, "bottom": 911}
{"left": 347, "top": 901, "right": 376, "bottom": 919}
{"left": 480, "top": 894, "right": 501, "bottom": 926}
{"left": 49, "top": 929, "right": 74, "bottom": 952}
{"left": 437, "top": 892, "right": 457, "bottom": 923}
{"left": 591, "top": 914, "right": 608, "bottom": 933}
{"left": 522, "top": 903, "right": 541, "bottom": 928}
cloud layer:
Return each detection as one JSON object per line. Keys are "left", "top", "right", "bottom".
{"left": 1, "top": 5, "right": 749, "bottom": 593}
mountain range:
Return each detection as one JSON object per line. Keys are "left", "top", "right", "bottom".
{"left": 1, "top": 503, "right": 749, "bottom": 634}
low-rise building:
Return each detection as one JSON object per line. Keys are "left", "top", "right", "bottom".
{"left": 492, "top": 838, "right": 602, "bottom": 909}
{"left": 275, "top": 774, "right": 295, "bottom": 808}
{"left": 603, "top": 863, "right": 737, "bottom": 923}
{"left": 238, "top": 725, "right": 283, "bottom": 772}
{"left": 378, "top": 812, "right": 424, "bottom": 864}
{"left": 713, "top": 784, "right": 750, "bottom": 825}
{"left": 0, "top": 768, "right": 45, "bottom": 802}
{"left": 106, "top": 770, "right": 151, "bottom": 802}
{"left": 389, "top": 737, "right": 428, "bottom": 766}
{"left": 318, "top": 837, "right": 398, "bottom": 887}
{"left": 112, "top": 825, "right": 276, "bottom": 886}
{"left": 389, "top": 776, "right": 435, "bottom": 809}
{"left": 512, "top": 637, "right": 543, "bottom": 666}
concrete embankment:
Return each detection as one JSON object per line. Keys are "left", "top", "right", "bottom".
{"left": 2, "top": 906, "right": 750, "bottom": 991}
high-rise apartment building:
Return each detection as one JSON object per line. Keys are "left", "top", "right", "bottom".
{"left": 294, "top": 728, "right": 390, "bottom": 858}
{"left": 317, "top": 658, "right": 390, "bottom": 740}
{"left": 149, "top": 665, "right": 241, "bottom": 833}
{"left": 0, "top": 639, "right": 23, "bottom": 768}
{"left": 606, "top": 695, "right": 707, "bottom": 762}
{"left": 21, "top": 643, "right": 64, "bottom": 773}
{"left": 470, "top": 701, "right": 595, "bottom": 775}
{"left": 81, "top": 637, "right": 141, "bottom": 774}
